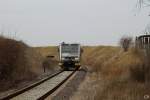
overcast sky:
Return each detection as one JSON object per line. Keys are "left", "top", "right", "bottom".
{"left": 0, "top": 0, "right": 150, "bottom": 46}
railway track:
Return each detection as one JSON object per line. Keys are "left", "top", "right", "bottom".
{"left": 0, "top": 70, "right": 75, "bottom": 100}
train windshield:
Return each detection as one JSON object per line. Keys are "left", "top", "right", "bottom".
{"left": 61, "top": 44, "right": 79, "bottom": 54}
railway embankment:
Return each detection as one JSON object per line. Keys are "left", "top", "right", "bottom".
{"left": 0, "top": 36, "right": 58, "bottom": 93}
{"left": 71, "top": 46, "right": 150, "bottom": 100}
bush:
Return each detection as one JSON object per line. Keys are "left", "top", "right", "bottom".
{"left": 120, "top": 36, "right": 132, "bottom": 52}
{"left": 0, "top": 36, "right": 27, "bottom": 80}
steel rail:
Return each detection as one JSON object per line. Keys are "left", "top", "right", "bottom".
{"left": 0, "top": 70, "right": 63, "bottom": 100}
{"left": 37, "top": 70, "right": 75, "bottom": 100}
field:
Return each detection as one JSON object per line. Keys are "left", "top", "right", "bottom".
{"left": 0, "top": 36, "right": 149, "bottom": 100}
{"left": 72, "top": 46, "right": 150, "bottom": 100}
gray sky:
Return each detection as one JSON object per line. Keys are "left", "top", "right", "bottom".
{"left": 0, "top": 0, "right": 150, "bottom": 46}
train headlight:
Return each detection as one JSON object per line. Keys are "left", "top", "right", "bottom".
{"left": 59, "top": 63, "right": 63, "bottom": 66}
{"left": 75, "top": 58, "right": 79, "bottom": 60}
{"left": 75, "top": 63, "right": 81, "bottom": 66}
{"left": 61, "top": 57, "right": 65, "bottom": 60}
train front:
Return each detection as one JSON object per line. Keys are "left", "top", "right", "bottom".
{"left": 59, "top": 43, "right": 81, "bottom": 70}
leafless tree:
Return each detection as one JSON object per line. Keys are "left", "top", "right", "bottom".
{"left": 137, "top": 0, "right": 150, "bottom": 9}
{"left": 120, "top": 36, "right": 132, "bottom": 52}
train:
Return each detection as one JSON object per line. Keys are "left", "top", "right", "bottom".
{"left": 58, "top": 42, "right": 82, "bottom": 70}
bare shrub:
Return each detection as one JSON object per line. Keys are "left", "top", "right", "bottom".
{"left": 0, "top": 36, "right": 28, "bottom": 80}
{"left": 120, "top": 36, "right": 132, "bottom": 52}
{"left": 137, "top": 0, "right": 150, "bottom": 8}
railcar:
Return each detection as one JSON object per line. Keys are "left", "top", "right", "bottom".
{"left": 58, "top": 42, "right": 82, "bottom": 70}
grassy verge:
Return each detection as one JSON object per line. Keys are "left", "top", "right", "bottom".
{"left": 72, "top": 46, "right": 150, "bottom": 100}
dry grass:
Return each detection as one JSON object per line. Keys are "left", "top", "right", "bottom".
{"left": 72, "top": 46, "right": 150, "bottom": 100}
{"left": 82, "top": 46, "right": 120, "bottom": 72}
{"left": 97, "top": 47, "right": 150, "bottom": 100}
{"left": 0, "top": 36, "right": 44, "bottom": 92}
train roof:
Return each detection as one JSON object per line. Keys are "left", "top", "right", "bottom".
{"left": 60, "top": 42, "right": 80, "bottom": 45}
{"left": 137, "top": 35, "right": 150, "bottom": 39}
